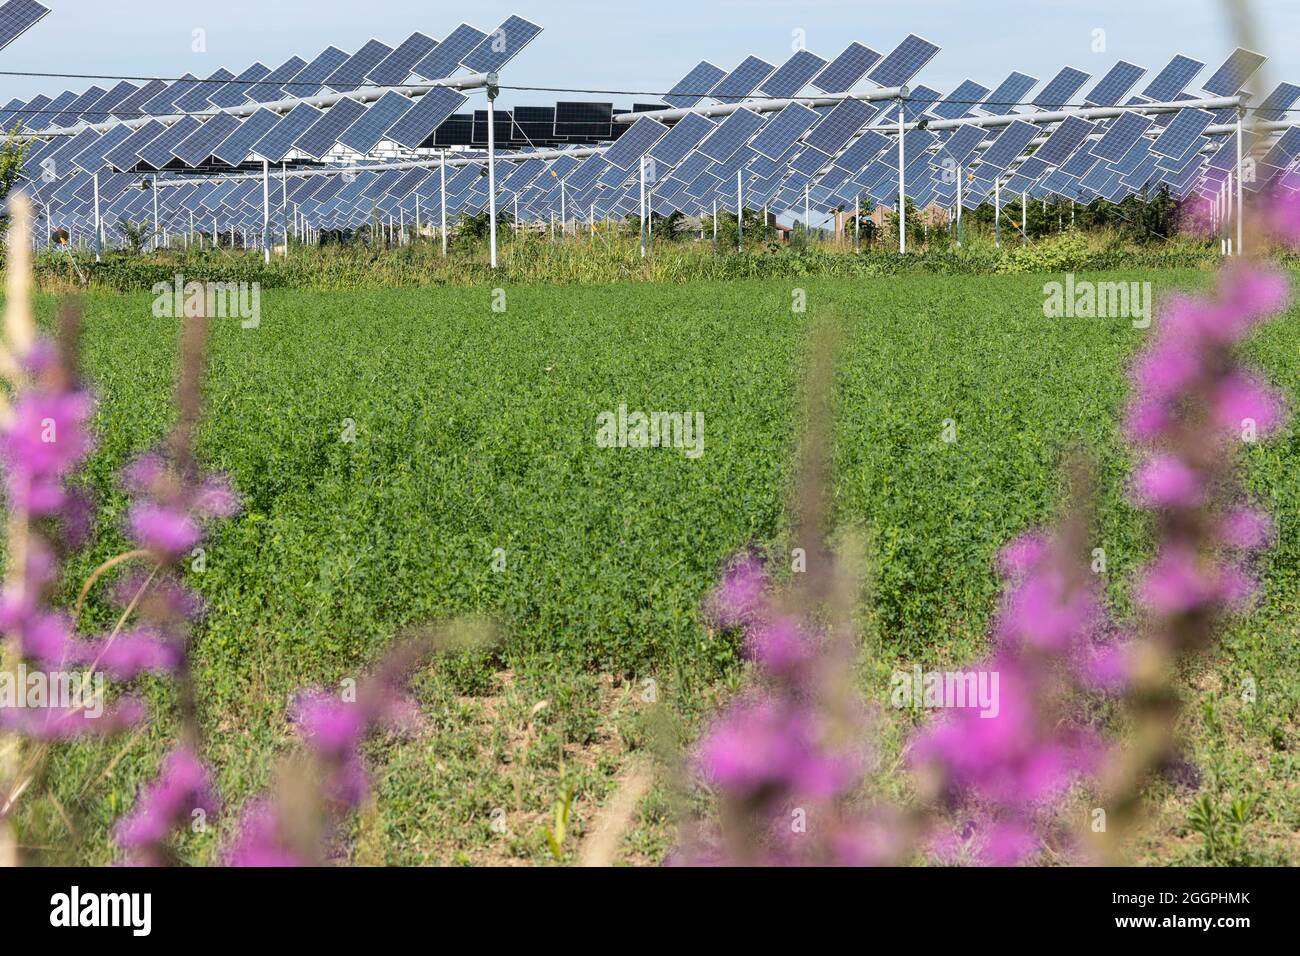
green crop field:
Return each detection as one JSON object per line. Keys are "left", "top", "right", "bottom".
{"left": 14, "top": 269, "right": 1300, "bottom": 865}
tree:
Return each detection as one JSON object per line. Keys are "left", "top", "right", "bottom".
{"left": 0, "top": 123, "right": 32, "bottom": 228}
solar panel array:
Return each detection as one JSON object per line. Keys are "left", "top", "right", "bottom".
{"left": 15, "top": 15, "right": 1300, "bottom": 248}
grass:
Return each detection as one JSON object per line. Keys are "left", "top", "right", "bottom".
{"left": 8, "top": 266, "right": 1300, "bottom": 865}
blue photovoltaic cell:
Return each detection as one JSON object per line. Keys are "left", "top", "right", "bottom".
{"left": 209, "top": 63, "right": 271, "bottom": 108}
{"left": 282, "top": 47, "right": 350, "bottom": 97}
{"left": 1016, "top": 156, "right": 1050, "bottom": 179}
{"left": 932, "top": 79, "right": 990, "bottom": 120}
{"left": 1143, "top": 55, "right": 1203, "bottom": 100}
{"left": 172, "top": 113, "right": 242, "bottom": 167}
{"left": 1255, "top": 83, "right": 1300, "bottom": 122}
{"left": 136, "top": 76, "right": 198, "bottom": 117}
{"left": 697, "top": 109, "right": 765, "bottom": 163}
{"left": 1203, "top": 48, "right": 1266, "bottom": 96}
{"left": 1091, "top": 111, "right": 1153, "bottom": 162}
{"left": 804, "top": 98, "right": 875, "bottom": 155}
{"left": 412, "top": 23, "right": 486, "bottom": 79}
{"left": 293, "top": 98, "right": 368, "bottom": 157}
{"left": 71, "top": 123, "right": 134, "bottom": 173}
{"left": 211, "top": 108, "right": 281, "bottom": 165}
{"left": 748, "top": 103, "right": 819, "bottom": 160}
{"left": 103, "top": 119, "right": 165, "bottom": 170}
{"left": 938, "top": 123, "right": 989, "bottom": 168}
{"left": 1061, "top": 144, "right": 1101, "bottom": 177}
{"left": 135, "top": 116, "right": 200, "bottom": 169}
{"left": 242, "top": 56, "right": 309, "bottom": 104}
{"left": 663, "top": 61, "right": 727, "bottom": 108}
{"left": 648, "top": 112, "right": 716, "bottom": 165}
{"left": 834, "top": 130, "right": 890, "bottom": 172}
{"left": 599, "top": 116, "right": 668, "bottom": 169}
{"left": 367, "top": 32, "right": 438, "bottom": 86}
{"left": 48, "top": 86, "right": 105, "bottom": 128}
{"left": 79, "top": 81, "right": 136, "bottom": 123}
{"left": 337, "top": 92, "right": 414, "bottom": 153}
{"left": 251, "top": 102, "right": 324, "bottom": 162}
{"left": 0, "top": 0, "right": 48, "bottom": 51}
{"left": 979, "top": 120, "right": 1039, "bottom": 170}
{"left": 1084, "top": 61, "right": 1146, "bottom": 106}
{"left": 710, "top": 56, "right": 775, "bottom": 103}
{"left": 981, "top": 72, "right": 1037, "bottom": 114}
{"left": 1262, "top": 127, "right": 1300, "bottom": 168}
{"left": 1034, "top": 116, "right": 1095, "bottom": 165}
{"left": 1150, "top": 108, "right": 1213, "bottom": 159}
{"left": 463, "top": 15, "right": 542, "bottom": 72}
{"left": 173, "top": 68, "right": 236, "bottom": 112}
{"left": 325, "top": 40, "right": 394, "bottom": 93}
{"left": 903, "top": 86, "right": 941, "bottom": 122}
{"left": 812, "top": 43, "right": 881, "bottom": 94}
{"left": 1033, "top": 67, "right": 1090, "bottom": 108}
{"left": 668, "top": 151, "right": 712, "bottom": 185}
{"left": 868, "top": 35, "right": 940, "bottom": 88}
{"left": 760, "top": 50, "right": 827, "bottom": 98}
{"left": 384, "top": 86, "right": 467, "bottom": 149}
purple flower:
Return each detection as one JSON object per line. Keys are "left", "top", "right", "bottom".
{"left": 1133, "top": 455, "right": 1203, "bottom": 509}
{"left": 1210, "top": 372, "right": 1286, "bottom": 436}
{"left": 114, "top": 748, "right": 217, "bottom": 855}
{"left": 226, "top": 802, "right": 308, "bottom": 868}
{"left": 127, "top": 501, "right": 201, "bottom": 557}
{"left": 1219, "top": 509, "right": 1272, "bottom": 552}
{"left": 709, "top": 555, "right": 767, "bottom": 629}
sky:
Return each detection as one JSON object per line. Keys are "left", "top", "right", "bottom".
{"left": 3, "top": 0, "right": 1299, "bottom": 113}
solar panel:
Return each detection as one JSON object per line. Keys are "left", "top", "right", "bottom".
{"left": 337, "top": 92, "right": 414, "bottom": 153}
{"left": 0, "top": 0, "right": 47, "bottom": 52}
{"left": 1143, "top": 55, "right": 1203, "bottom": 100}
{"left": 384, "top": 87, "right": 467, "bottom": 149}
{"left": 761, "top": 50, "right": 828, "bottom": 98}
{"left": 804, "top": 98, "right": 875, "bottom": 155}
{"left": 325, "top": 39, "right": 394, "bottom": 93}
{"left": 172, "top": 113, "right": 242, "bottom": 167}
{"left": 601, "top": 116, "right": 669, "bottom": 169}
{"left": 1091, "top": 111, "right": 1154, "bottom": 163}
{"left": 110, "top": 80, "right": 165, "bottom": 119}
{"left": 710, "top": 56, "right": 776, "bottom": 103}
{"left": 431, "top": 112, "right": 474, "bottom": 146}
{"left": 1262, "top": 127, "right": 1300, "bottom": 168}
{"left": 367, "top": 32, "right": 439, "bottom": 86}
{"left": 1150, "top": 108, "right": 1213, "bottom": 159}
{"left": 71, "top": 123, "right": 134, "bottom": 173}
{"left": 49, "top": 86, "right": 106, "bottom": 129}
{"left": 279, "top": 46, "right": 350, "bottom": 98}
{"left": 173, "top": 68, "right": 237, "bottom": 112}
{"left": 812, "top": 43, "right": 881, "bottom": 94}
{"left": 1203, "top": 48, "right": 1266, "bottom": 96}
{"left": 103, "top": 120, "right": 166, "bottom": 171}
{"left": 1033, "top": 67, "right": 1090, "bottom": 108}
{"left": 554, "top": 102, "right": 613, "bottom": 139}
{"left": 697, "top": 108, "right": 765, "bottom": 163}
{"left": 978, "top": 120, "right": 1040, "bottom": 171}
{"left": 1084, "top": 61, "right": 1146, "bottom": 106}
{"left": 136, "top": 116, "right": 201, "bottom": 169}
{"left": 209, "top": 63, "right": 272, "bottom": 109}
{"left": 412, "top": 23, "right": 486, "bottom": 79}
{"left": 648, "top": 112, "right": 716, "bottom": 165}
{"left": 981, "top": 72, "right": 1038, "bottom": 115}
{"left": 210, "top": 108, "right": 281, "bottom": 165}
{"left": 251, "top": 102, "right": 324, "bottom": 162}
{"left": 293, "top": 97, "right": 368, "bottom": 158}
{"left": 242, "top": 56, "right": 309, "bottom": 104}
{"left": 663, "top": 61, "right": 727, "bottom": 108}
{"left": 1034, "top": 116, "right": 1095, "bottom": 165}
{"left": 833, "top": 130, "right": 891, "bottom": 172}
{"left": 868, "top": 35, "right": 940, "bottom": 88}
{"left": 463, "top": 15, "right": 542, "bottom": 72}
{"left": 77, "top": 81, "right": 137, "bottom": 124}
{"left": 139, "top": 74, "right": 201, "bottom": 117}
{"left": 790, "top": 147, "right": 832, "bottom": 176}
{"left": 932, "top": 79, "right": 991, "bottom": 120}
{"left": 749, "top": 103, "right": 820, "bottom": 160}
{"left": 1253, "top": 82, "right": 1300, "bottom": 122}
{"left": 902, "top": 86, "right": 941, "bottom": 122}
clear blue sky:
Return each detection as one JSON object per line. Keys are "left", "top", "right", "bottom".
{"left": 4, "top": 0, "right": 1298, "bottom": 110}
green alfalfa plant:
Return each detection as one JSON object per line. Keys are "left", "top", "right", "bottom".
{"left": 544, "top": 783, "right": 576, "bottom": 861}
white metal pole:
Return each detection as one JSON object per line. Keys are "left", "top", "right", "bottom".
{"left": 1021, "top": 189, "right": 1027, "bottom": 241}
{"left": 92, "top": 172, "right": 101, "bottom": 262}
{"left": 440, "top": 149, "right": 448, "bottom": 256}
{"left": 639, "top": 156, "right": 646, "bottom": 258}
{"left": 152, "top": 184, "right": 159, "bottom": 251}
{"left": 1235, "top": 109, "right": 1245, "bottom": 256}
{"left": 994, "top": 177, "right": 1001, "bottom": 248}
{"left": 956, "top": 166, "right": 963, "bottom": 247}
{"left": 855, "top": 193, "right": 860, "bottom": 251}
{"left": 898, "top": 98, "right": 906, "bottom": 254}
{"left": 487, "top": 94, "right": 498, "bottom": 269}
{"left": 560, "top": 181, "right": 566, "bottom": 236}
{"left": 262, "top": 159, "right": 271, "bottom": 263}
